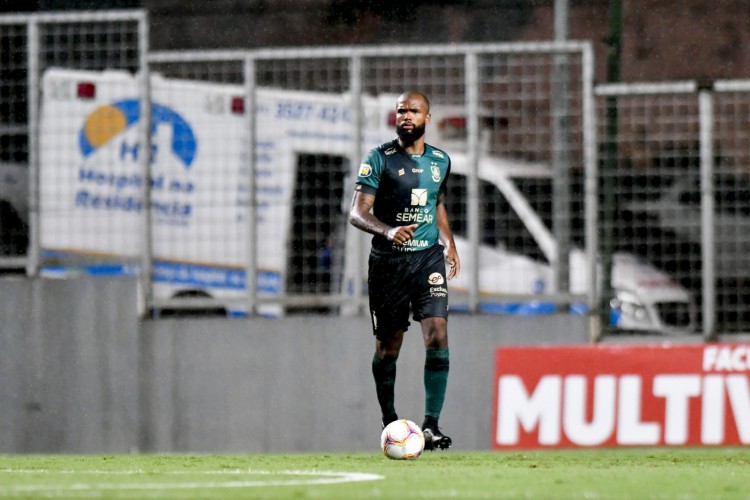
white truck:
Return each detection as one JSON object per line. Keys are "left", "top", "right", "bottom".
{"left": 37, "top": 68, "right": 695, "bottom": 332}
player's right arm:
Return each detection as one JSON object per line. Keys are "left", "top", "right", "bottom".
{"left": 349, "top": 190, "right": 417, "bottom": 244}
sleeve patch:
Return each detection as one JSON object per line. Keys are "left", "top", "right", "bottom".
{"left": 358, "top": 164, "right": 372, "bottom": 177}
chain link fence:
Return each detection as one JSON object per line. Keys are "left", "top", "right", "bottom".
{"left": 0, "top": 10, "right": 147, "bottom": 275}
{"left": 596, "top": 80, "right": 750, "bottom": 336}
{"left": 146, "top": 42, "right": 595, "bottom": 321}
{"left": 12, "top": 10, "right": 750, "bottom": 337}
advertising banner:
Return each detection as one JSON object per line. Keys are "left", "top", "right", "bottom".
{"left": 493, "top": 343, "right": 750, "bottom": 449}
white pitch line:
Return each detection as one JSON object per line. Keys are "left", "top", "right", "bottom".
{"left": 0, "top": 469, "right": 384, "bottom": 494}
{"left": 0, "top": 468, "right": 369, "bottom": 476}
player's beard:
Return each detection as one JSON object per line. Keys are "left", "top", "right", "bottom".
{"left": 397, "top": 122, "right": 426, "bottom": 146}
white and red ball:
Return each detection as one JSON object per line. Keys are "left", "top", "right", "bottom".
{"left": 380, "top": 419, "right": 425, "bottom": 460}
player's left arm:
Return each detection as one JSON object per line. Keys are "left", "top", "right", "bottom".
{"left": 436, "top": 193, "right": 460, "bottom": 280}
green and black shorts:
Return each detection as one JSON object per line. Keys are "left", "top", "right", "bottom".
{"left": 367, "top": 243, "right": 449, "bottom": 340}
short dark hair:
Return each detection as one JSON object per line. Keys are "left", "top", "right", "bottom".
{"left": 398, "top": 91, "right": 430, "bottom": 113}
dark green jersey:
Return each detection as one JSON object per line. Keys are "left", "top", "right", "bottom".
{"left": 355, "top": 139, "right": 451, "bottom": 255}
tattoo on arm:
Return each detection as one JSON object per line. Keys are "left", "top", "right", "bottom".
{"left": 349, "top": 191, "right": 389, "bottom": 237}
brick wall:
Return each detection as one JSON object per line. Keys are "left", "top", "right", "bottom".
{"left": 516, "top": 0, "right": 750, "bottom": 82}
{"left": 145, "top": 0, "right": 749, "bottom": 82}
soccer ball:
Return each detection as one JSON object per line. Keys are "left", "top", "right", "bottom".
{"left": 380, "top": 419, "right": 425, "bottom": 460}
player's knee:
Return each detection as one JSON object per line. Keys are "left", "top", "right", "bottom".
{"left": 422, "top": 319, "right": 448, "bottom": 348}
{"left": 376, "top": 331, "right": 404, "bottom": 358}
{"left": 426, "top": 334, "right": 448, "bottom": 349}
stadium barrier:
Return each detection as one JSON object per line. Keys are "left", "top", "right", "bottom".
{"left": 2, "top": 10, "right": 602, "bottom": 332}
{"left": 0, "top": 275, "right": 588, "bottom": 453}
{"left": 2, "top": 10, "right": 750, "bottom": 337}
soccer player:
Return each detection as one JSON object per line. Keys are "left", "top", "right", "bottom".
{"left": 348, "top": 91, "right": 460, "bottom": 450}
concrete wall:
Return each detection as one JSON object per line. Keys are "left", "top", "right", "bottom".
{"left": 0, "top": 277, "right": 140, "bottom": 453}
{"left": 139, "top": 314, "right": 589, "bottom": 453}
{"left": 1, "top": 276, "right": 590, "bottom": 453}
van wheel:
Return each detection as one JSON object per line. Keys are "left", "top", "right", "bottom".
{"left": 154, "top": 290, "right": 227, "bottom": 318}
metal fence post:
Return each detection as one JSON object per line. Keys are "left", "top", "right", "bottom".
{"left": 25, "top": 17, "right": 39, "bottom": 278}
{"left": 137, "top": 12, "right": 152, "bottom": 318}
{"left": 464, "top": 51, "right": 480, "bottom": 313}
{"left": 581, "top": 43, "right": 599, "bottom": 342}
{"left": 244, "top": 54, "right": 258, "bottom": 316}
{"left": 346, "top": 55, "right": 365, "bottom": 315}
{"left": 699, "top": 89, "right": 716, "bottom": 341}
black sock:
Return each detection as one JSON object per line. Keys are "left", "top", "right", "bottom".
{"left": 372, "top": 353, "right": 398, "bottom": 421}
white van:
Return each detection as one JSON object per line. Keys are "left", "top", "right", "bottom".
{"left": 442, "top": 160, "right": 696, "bottom": 334}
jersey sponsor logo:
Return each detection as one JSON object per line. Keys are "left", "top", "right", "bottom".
{"left": 428, "top": 272, "right": 445, "bottom": 285}
{"left": 412, "top": 168, "right": 423, "bottom": 173}
{"left": 396, "top": 210, "right": 433, "bottom": 223}
{"left": 385, "top": 147, "right": 397, "bottom": 155}
{"left": 394, "top": 239, "right": 429, "bottom": 252}
{"left": 411, "top": 188, "right": 428, "bottom": 206}
{"left": 432, "top": 150, "right": 445, "bottom": 159}
{"left": 358, "top": 164, "right": 372, "bottom": 177}
{"left": 431, "top": 164, "right": 442, "bottom": 183}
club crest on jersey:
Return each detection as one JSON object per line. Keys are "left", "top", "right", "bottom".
{"left": 431, "top": 164, "right": 441, "bottom": 182}
{"left": 358, "top": 164, "right": 372, "bottom": 177}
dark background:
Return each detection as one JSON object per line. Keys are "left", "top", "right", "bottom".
{"left": 3, "top": 0, "right": 749, "bottom": 82}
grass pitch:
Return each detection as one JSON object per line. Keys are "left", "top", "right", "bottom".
{"left": 1, "top": 448, "right": 749, "bottom": 499}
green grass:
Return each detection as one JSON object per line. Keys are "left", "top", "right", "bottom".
{"left": 1, "top": 448, "right": 749, "bottom": 499}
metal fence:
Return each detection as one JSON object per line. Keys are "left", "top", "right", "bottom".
{"left": 0, "top": 10, "right": 147, "bottom": 274}
{"left": 596, "top": 80, "right": 750, "bottom": 336}
{"left": 145, "top": 42, "right": 596, "bottom": 320}
{"left": 2, "top": 32, "right": 596, "bottom": 321}
{"left": 18, "top": 9, "right": 750, "bottom": 337}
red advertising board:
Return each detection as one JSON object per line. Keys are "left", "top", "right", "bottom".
{"left": 492, "top": 343, "right": 750, "bottom": 449}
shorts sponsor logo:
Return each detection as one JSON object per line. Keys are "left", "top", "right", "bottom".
{"left": 430, "top": 285, "right": 448, "bottom": 297}
{"left": 411, "top": 188, "right": 427, "bottom": 206}
{"left": 428, "top": 272, "right": 444, "bottom": 285}
{"left": 358, "top": 164, "right": 372, "bottom": 177}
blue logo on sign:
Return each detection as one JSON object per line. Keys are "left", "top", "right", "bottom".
{"left": 79, "top": 99, "right": 197, "bottom": 168}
